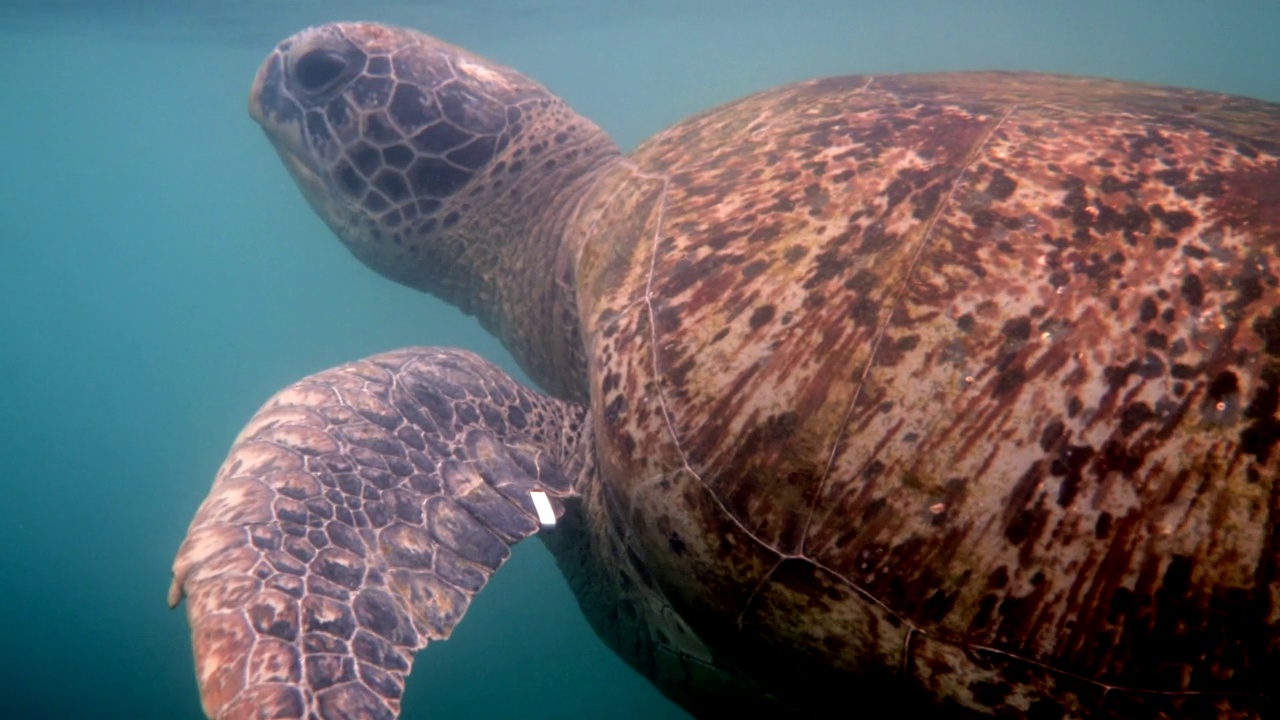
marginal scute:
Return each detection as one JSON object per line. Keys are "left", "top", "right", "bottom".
{"left": 352, "top": 628, "right": 411, "bottom": 671}
{"left": 266, "top": 383, "right": 339, "bottom": 410}
{"left": 256, "top": 423, "right": 341, "bottom": 457}
{"left": 183, "top": 539, "right": 262, "bottom": 591}
{"left": 360, "top": 660, "right": 406, "bottom": 700}
{"left": 426, "top": 495, "right": 508, "bottom": 569}
{"left": 219, "top": 684, "right": 305, "bottom": 720}
{"left": 388, "top": 567, "right": 469, "bottom": 639}
{"left": 316, "top": 682, "right": 397, "bottom": 720}
{"left": 191, "top": 611, "right": 254, "bottom": 714}
{"left": 455, "top": 480, "right": 540, "bottom": 542}
{"left": 195, "top": 477, "right": 278, "bottom": 526}
{"left": 378, "top": 522, "right": 435, "bottom": 569}
{"left": 432, "top": 545, "right": 488, "bottom": 591}
{"left": 183, "top": 573, "right": 261, "bottom": 619}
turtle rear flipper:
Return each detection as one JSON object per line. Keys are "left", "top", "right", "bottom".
{"left": 169, "top": 347, "right": 587, "bottom": 720}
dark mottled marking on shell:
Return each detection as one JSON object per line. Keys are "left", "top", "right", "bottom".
{"left": 579, "top": 71, "right": 1280, "bottom": 715}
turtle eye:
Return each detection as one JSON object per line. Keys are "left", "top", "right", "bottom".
{"left": 294, "top": 50, "right": 348, "bottom": 93}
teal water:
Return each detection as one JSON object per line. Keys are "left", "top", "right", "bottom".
{"left": 0, "top": 2, "right": 1276, "bottom": 718}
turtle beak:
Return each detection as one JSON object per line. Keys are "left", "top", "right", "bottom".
{"left": 248, "top": 48, "right": 318, "bottom": 173}
{"left": 246, "top": 51, "right": 272, "bottom": 127}
{"left": 247, "top": 47, "right": 288, "bottom": 136}
{"left": 248, "top": 43, "right": 333, "bottom": 215}
{"left": 271, "top": 140, "right": 334, "bottom": 221}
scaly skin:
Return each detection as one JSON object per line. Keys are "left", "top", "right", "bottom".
{"left": 169, "top": 349, "right": 589, "bottom": 719}
{"left": 247, "top": 22, "right": 620, "bottom": 401}
{"left": 175, "top": 20, "right": 1280, "bottom": 719}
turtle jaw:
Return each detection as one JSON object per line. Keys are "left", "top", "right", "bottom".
{"left": 248, "top": 36, "right": 365, "bottom": 247}
{"left": 270, "top": 137, "right": 341, "bottom": 226}
{"left": 247, "top": 47, "right": 327, "bottom": 180}
{"left": 248, "top": 76, "right": 346, "bottom": 237}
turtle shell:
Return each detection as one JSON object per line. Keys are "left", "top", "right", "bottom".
{"left": 574, "top": 72, "right": 1280, "bottom": 716}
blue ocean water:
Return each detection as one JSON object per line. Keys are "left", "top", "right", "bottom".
{"left": 0, "top": 2, "right": 1276, "bottom": 718}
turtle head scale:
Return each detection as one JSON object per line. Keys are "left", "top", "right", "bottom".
{"left": 249, "top": 22, "right": 621, "bottom": 397}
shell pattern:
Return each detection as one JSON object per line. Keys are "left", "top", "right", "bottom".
{"left": 576, "top": 72, "right": 1280, "bottom": 716}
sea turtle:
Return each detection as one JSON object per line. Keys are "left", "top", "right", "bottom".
{"left": 170, "top": 20, "right": 1280, "bottom": 719}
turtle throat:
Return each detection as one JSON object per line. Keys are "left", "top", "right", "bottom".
{"left": 453, "top": 117, "right": 624, "bottom": 404}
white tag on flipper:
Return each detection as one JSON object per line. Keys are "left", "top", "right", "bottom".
{"left": 530, "top": 490, "right": 556, "bottom": 529}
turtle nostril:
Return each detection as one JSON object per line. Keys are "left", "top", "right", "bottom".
{"left": 294, "top": 50, "right": 348, "bottom": 93}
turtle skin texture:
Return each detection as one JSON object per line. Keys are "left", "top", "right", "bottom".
{"left": 173, "top": 21, "right": 1280, "bottom": 720}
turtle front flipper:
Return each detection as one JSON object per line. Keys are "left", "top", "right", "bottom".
{"left": 169, "top": 347, "right": 588, "bottom": 720}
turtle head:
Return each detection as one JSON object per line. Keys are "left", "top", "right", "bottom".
{"left": 250, "top": 22, "right": 620, "bottom": 398}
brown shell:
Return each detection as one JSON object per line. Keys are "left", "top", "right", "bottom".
{"left": 574, "top": 72, "right": 1280, "bottom": 716}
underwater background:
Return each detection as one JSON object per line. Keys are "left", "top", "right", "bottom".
{"left": 0, "top": 1, "right": 1277, "bottom": 718}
